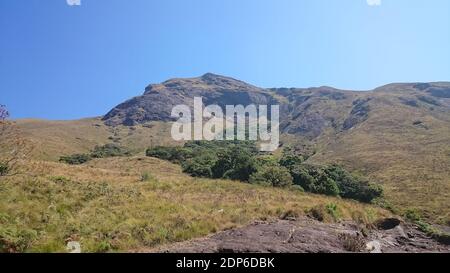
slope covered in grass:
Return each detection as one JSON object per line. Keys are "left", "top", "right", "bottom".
{"left": 0, "top": 156, "right": 390, "bottom": 252}
{"left": 14, "top": 118, "right": 177, "bottom": 161}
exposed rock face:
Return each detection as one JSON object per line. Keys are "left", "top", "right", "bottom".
{"left": 142, "top": 217, "right": 450, "bottom": 253}
{"left": 103, "top": 73, "right": 278, "bottom": 126}
{"left": 343, "top": 98, "right": 371, "bottom": 130}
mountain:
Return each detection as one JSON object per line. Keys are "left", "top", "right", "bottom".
{"left": 102, "top": 74, "right": 450, "bottom": 224}
{"left": 15, "top": 74, "right": 450, "bottom": 225}
{"left": 103, "top": 74, "right": 450, "bottom": 138}
{"left": 103, "top": 73, "right": 279, "bottom": 126}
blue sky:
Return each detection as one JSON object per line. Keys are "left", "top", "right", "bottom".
{"left": 1, "top": 0, "right": 449, "bottom": 119}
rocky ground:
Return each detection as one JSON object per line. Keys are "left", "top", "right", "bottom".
{"left": 143, "top": 217, "right": 450, "bottom": 253}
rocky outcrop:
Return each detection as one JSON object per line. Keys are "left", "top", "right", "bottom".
{"left": 103, "top": 73, "right": 278, "bottom": 126}
{"left": 144, "top": 217, "right": 449, "bottom": 253}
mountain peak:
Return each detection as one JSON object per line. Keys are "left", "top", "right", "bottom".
{"left": 200, "top": 72, "right": 223, "bottom": 79}
{"left": 144, "top": 73, "right": 261, "bottom": 95}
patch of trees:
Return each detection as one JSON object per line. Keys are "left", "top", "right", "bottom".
{"left": 59, "top": 144, "right": 130, "bottom": 165}
{"left": 146, "top": 142, "right": 383, "bottom": 203}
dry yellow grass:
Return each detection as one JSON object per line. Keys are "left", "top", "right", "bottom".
{"left": 14, "top": 118, "right": 179, "bottom": 161}
{"left": 312, "top": 92, "right": 450, "bottom": 224}
{"left": 0, "top": 156, "right": 390, "bottom": 253}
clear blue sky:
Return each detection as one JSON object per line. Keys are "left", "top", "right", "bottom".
{"left": 1, "top": 0, "right": 449, "bottom": 119}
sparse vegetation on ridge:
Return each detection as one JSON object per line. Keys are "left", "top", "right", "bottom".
{"left": 59, "top": 143, "right": 131, "bottom": 165}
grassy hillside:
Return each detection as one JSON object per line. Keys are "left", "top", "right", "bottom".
{"left": 0, "top": 156, "right": 389, "bottom": 252}
{"left": 310, "top": 91, "right": 450, "bottom": 225}
{"left": 14, "top": 118, "right": 178, "bottom": 161}
{"left": 9, "top": 81, "right": 450, "bottom": 228}
{"left": 12, "top": 99, "right": 450, "bottom": 227}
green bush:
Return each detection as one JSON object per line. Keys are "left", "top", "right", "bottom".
{"left": 140, "top": 172, "right": 157, "bottom": 182}
{"left": 315, "top": 174, "right": 340, "bottom": 196}
{"left": 59, "top": 154, "right": 91, "bottom": 165}
{"left": 324, "top": 165, "right": 383, "bottom": 202}
{"left": 279, "top": 149, "right": 304, "bottom": 171}
{"left": 144, "top": 143, "right": 382, "bottom": 203}
{"left": 91, "top": 144, "right": 130, "bottom": 158}
{"left": 60, "top": 144, "right": 131, "bottom": 165}
{"left": 182, "top": 154, "right": 217, "bottom": 178}
{"left": 0, "top": 162, "right": 8, "bottom": 176}
{"left": 250, "top": 165, "right": 293, "bottom": 188}
{"left": 325, "top": 203, "right": 341, "bottom": 221}
{"left": 289, "top": 164, "right": 381, "bottom": 202}
{"left": 308, "top": 203, "right": 341, "bottom": 222}
{"left": 290, "top": 165, "right": 317, "bottom": 191}
{"left": 146, "top": 146, "right": 191, "bottom": 163}
{"left": 405, "top": 209, "right": 422, "bottom": 222}
{"left": 147, "top": 141, "right": 259, "bottom": 181}
{"left": 212, "top": 147, "right": 257, "bottom": 181}
{"left": 290, "top": 164, "right": 339, "bottom": 196}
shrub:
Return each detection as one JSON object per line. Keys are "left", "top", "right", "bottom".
{"left": 59, "top": 143, "right": 130, "bottom": 165}
{"left": 144, "top": 143, "right": 382, "bottom": 203}
{"left": 0, "top": 162, "right": 8, "bottom": 176}
{"left": 212, "top": 147, "right": 257, "bottom": 181}
{"left": 146, "top": 146, "right": 190, "bottom": 163}
{"left": 182, "top": 154, "right": 217, "bottom": 178}
{"left": 323, "top": 165, "right": 383, "bottom": 202}
{"left": 290, "top": 165, "right": 317, "bottom": 191}
{"left": 147, "top": 141, "right": 259, "bottom": 181}
{"left": 405, "top": 209, "right": 422, "bottom": 222}
{"left": 290, "top": 165, "right": 339, "bottom": 196}
{"left": 325, "top": 203, "right": 341, "bottom": 221}
{"left": 289, "top": 164, "right": 383, "bottom": 201}
{"left": 314, "top": 174, "right": 340, "bottom": 196}
{"left": 308, "top": 204, "right": 341, "bottom": 222}
{"left": 140, "top": 172, "right": 157, "bottom": 182}
{"left": 59, "top": 154, "right": 91, "bottom": 165}
{"left": 255, "top": 155, "right": 280, "bottom": 169}
{"left": 250, "top": 166, "right": 293, "bottom": 188}
{"left": 279, "top": 149, "right": 304, "bottom": 171}
{"left": 91, "top": 144, "right": 130, "bottom": 158}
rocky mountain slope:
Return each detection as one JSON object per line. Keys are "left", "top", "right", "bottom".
{"left": 103, "top": 74, "right": 450, "bottom": 136}
{"left": 102, "top": 74, "right": 450, "bottom": 225}
{"left": 14, "top": 74, "right": 450, "bottom": 225}
{"left": 103, "top": 73, "right": 279, "bottom": 126}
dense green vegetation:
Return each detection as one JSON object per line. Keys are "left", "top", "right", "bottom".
{"left": 146, "top": 141, "right": 383, "bottom": 203}
{"left": 0, "top": 162, "right": 8, "bottom": 176}
{"left": 59, "top": 153, "right": 91, "bottom": 165}
{"left": 59, "top": 144, "right": 130, "bottom": 165}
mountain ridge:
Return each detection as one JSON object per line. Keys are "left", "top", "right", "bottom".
{"left": 100, "top": 74, "right": 450, "bottom": 225}
{"left": 12, "top": 74, "right": 450, "bottom": 225}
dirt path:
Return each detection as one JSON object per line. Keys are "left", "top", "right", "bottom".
{"left": 139, "top": 217, "right": 450, "bottom": 253}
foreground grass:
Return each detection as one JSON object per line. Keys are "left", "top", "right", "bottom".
{"left": 0, "top": 157, "right": 390, "bottom": 253}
